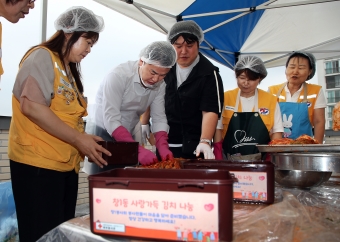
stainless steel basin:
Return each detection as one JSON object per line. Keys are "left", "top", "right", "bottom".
{"left": 275, "top": 170, "right": 332, "bottom": 189}
{"left": 271, "top": 152, "right": 339, "bottom": 189}
{"left": 271, "top": 152, "right": 340, "bottom": 172}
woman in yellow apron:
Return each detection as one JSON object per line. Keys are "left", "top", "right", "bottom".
{"left": 8, "top": 7, "right": 110, "bottom": 242}
{"left": 268, "top": 51, "right": 326, "bottom": 144}
{"left": 213, "top": 56, "right": 283, "bottom": 160}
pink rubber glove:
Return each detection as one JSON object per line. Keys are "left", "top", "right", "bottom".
{"left": 154, "top": 131, "right": 173, "bottom": 161}
{"left": 138, "top": 146, "right": 158, "bottom": 165}
{"left": 112, "top": 126, "right": 135, "bottom": 142}
{"left": 213, "top": 140, "right": 223, "bottom": 160}
{"left": 112, "top": 126, "right": 157, "bottom": 165}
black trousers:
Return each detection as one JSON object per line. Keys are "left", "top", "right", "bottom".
{"left": 10, "top": 160, "right": 78, "bottom": 242}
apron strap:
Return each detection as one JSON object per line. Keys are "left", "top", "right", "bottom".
{"left": 276, "top": 82, "right": 308, "bottom": 103}
{"left": 276, "top": 83, "right": 287, "bottom": 102}
{"left": 302, "top": 82, "right": 308, "bottom": 103}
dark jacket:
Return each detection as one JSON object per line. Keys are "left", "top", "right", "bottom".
{"left": 164, "top": 53, "right": 224, "bottom": 155}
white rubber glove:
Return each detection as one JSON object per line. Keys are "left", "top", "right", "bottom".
{"left": 195, "top": 143, "right": 215, "bottom": 159}
{"left": 141, "top": 124, "right": 150, "bottom": 145}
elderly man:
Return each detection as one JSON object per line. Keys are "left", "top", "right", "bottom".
{"left": 163, "top": 20, "right": 224, "bottom": 159}
{"left": 83, "top": 41, "right": 177, "bottom": 174}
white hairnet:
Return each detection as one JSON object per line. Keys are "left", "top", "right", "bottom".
{"left": 139, "top": 41, "right": 177, "bottom": 68}
{"left": 286, "top": 51, "right": 316, "bottom": 80}
{"left": 167, "top": 20, "right": 204, "bottom": 44}
{"left": 55, "top": 6, "right": 104, "bottom": 33}
{"left": 234, "top": 56, "right": 267, "bottom": 78}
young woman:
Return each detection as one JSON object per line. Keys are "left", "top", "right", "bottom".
{"left": 214, "top": 56, "right": 283, "bottom": 160}
{"left": 8, "top": 6, "right": 110, "bottom": 242}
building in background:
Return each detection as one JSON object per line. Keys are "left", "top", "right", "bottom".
{"left": 317, "top": 57, "right": 340, "bottom": 129}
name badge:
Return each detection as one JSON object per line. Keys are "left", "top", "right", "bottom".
{"left": 225, "top": 105, "right": 234, "bottom": 111}
{"left": 60, "top": 78, "right": 72, "bottom": 89}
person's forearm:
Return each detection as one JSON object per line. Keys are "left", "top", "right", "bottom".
{"left": 313, "top": 108, "right": 325, "bottom": 144}
{"left": 21, "top": 98, "right": 81, "bottom": 145}
{"left": 271, "top": 132, "right": 283, "bottom": 140}
{"left": 314, "top": 122, "right": 325, "bottom": 144}
{"left": 201, "top": 112, "right": 218, "bottom": 140}
{"left": 141, "top": 106, "right": 151, "bottom": 125}
{"left": 213, "top": 129, "right": 223, "bottom": 142}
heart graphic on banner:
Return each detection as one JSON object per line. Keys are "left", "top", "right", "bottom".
{"left": 96, "top": 199, "right": 101, "bottom": 204}
{"left": 204, "top": 204, "right": 214, "bottom": 211}
{"left": 259, "top": 176, "right": 265, "bottom": 181}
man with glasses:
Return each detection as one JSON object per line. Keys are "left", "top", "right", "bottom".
{"left": 0, "top": 0, "right": 35, "bottom": 81}
{"left": 0, "top": 0, "right": 35, "bottom": 23}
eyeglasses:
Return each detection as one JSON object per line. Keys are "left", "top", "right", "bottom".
{"left": 28, "top": 0, "right": 36, "bottom": 4}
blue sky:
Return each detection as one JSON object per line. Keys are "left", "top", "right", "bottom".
{"left": 0, "top": 0, "right": 318, "bottom": 116}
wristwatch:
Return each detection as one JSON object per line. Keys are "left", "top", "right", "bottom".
{"left": 200, "top": 138, "right": 212, "bottom": 146}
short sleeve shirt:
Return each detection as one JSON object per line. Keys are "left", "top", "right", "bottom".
{"left": 12, "top": 48, "right": 55, "bottom": 106}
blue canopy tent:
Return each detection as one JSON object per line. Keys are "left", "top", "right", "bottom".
{"left": 93, "top": 0, "right": 340, "bottom": 69}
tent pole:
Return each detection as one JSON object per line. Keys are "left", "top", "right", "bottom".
{"left": 133, "top": 4, "right": 168, "bottom": 33}
{"left": 40, "top": 0, "right": 48, "bottom": 42}
{"left": 235, "top": 52, "right": 240, "bottom": 65}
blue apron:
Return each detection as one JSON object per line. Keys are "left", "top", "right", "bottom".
{"left": 276, "top": 82, "right": 313, "bottom": 139}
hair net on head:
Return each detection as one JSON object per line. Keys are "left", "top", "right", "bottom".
{"left": 234, "top": 56, "right": 267, "bottom": 78}
{"left": 167, "top": 20, "right": 204, "bottom": 44}
{"left": 54, "top": 6, "right": 104, "bottom": 33}
{"left": 139, "top": 41, "right": 177, "bottom": 68}
{"left": 285, "top": 51, "right": 316, "bottom": 80}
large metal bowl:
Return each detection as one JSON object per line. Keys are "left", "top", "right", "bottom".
{"left": 271, "top": 152, "right": 340, "bottom": 172}
{"left": 275, "top": 170, "right": 332, "bottom": 189}
{"left": 271, "top": 152, "right": 339, "bottom": 189}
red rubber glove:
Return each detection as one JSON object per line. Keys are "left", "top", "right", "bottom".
{"left": 213, "top": 140, "right": 223, "bottom": 160}
{"left": 112, "top": 126, "right": 157, "bottom": 165}
{"left": 154, "top": 131, "right": 173, "bottom": 161}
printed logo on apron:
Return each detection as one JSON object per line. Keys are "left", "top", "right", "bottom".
{"left": 306, "top": 101, "right": 311, "bottom": 108}
{"left": 232, "top": 130, "right": 257, "bottom": 148}
{"left": 259, "top": 108, "right": 269, "bottom": 115}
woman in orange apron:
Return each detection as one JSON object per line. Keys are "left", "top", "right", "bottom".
{"left": 213, "top": 56, "right": 283, "bottom": 160}
{"left": 8, "top": 7, "right": 110, "bottom": 242}
{"left": 268, "top": 51, "right": 326, "bottom": 144}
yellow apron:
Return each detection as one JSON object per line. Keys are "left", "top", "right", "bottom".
{"left": 8, "top": 47, "right": 87, "bottom": 173}
{"left": 221, "top": 88, "right": 276, "bottom": 138}
{"left": 0, "top": 22, "right": 4, "bottom": 75}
